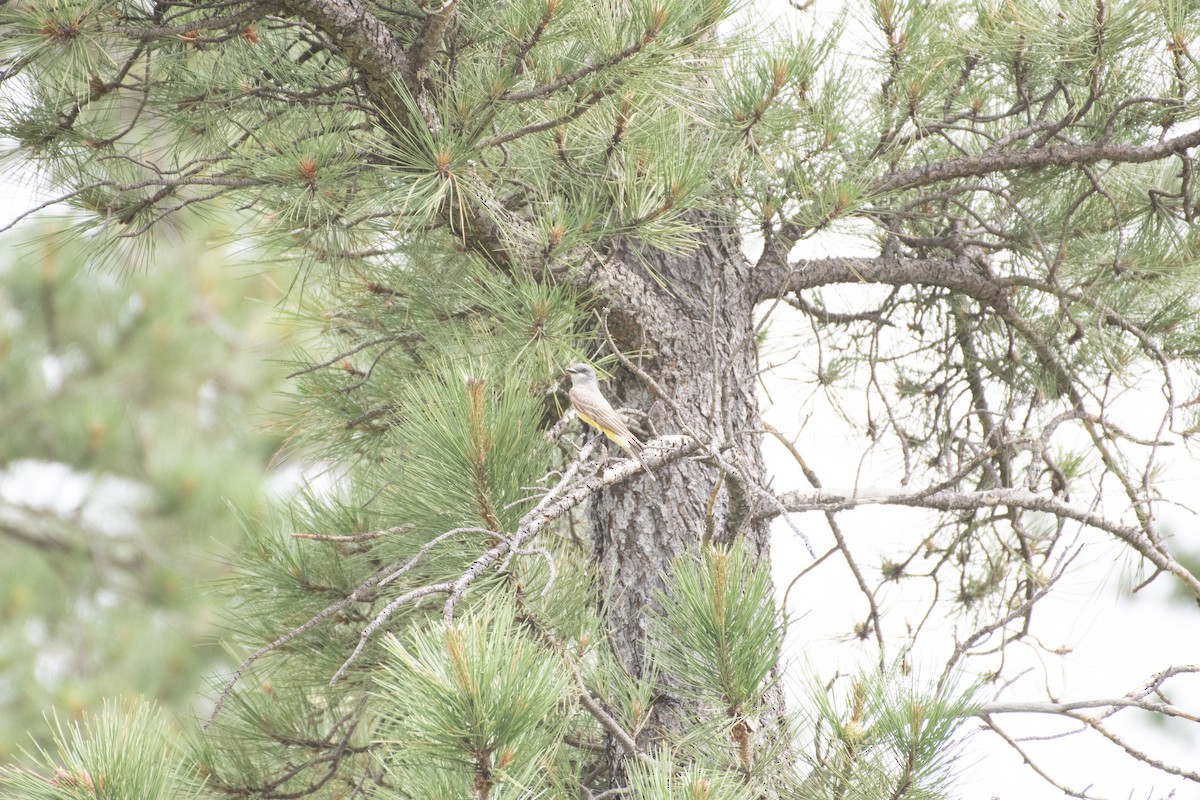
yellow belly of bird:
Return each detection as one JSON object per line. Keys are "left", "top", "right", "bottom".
{"left": 576, "top": 410, "right": 631, "bottom": 452}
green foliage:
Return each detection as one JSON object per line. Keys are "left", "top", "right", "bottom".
{"left": 283, "top": 255, "right": 589, "bottom": 467}
{"left": 0, "top": 221, "right": 295, "bottom": 757}
{"left": 0, "top": 700, "right": 203, "bottom": 800}
{"left": 650, "top": 545, "right": 783, "bottom": 714}
{"left": 185, "top": 247, "right": 596, "bottom": 768}
{"left": 384, "top": 366, "right": 558, "bottom": 535}
{"left": 188, "top": 674, "right": 375, "bottom": 797}
{"left": 627, "top": 759, "right": 759, "bottom": 800}
{"left": 718, "top": 21, "right": 852, "bottom": 232}
{"left": 373, "top": 601, "right": 570, "bottom": 798}
{"left": 0, "top": 0, "right": 746, "bottom": 264}
{"left": 801, "top": 673, "right": 979, "bottom": 800}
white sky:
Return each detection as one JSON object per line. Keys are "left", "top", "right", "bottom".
{"left": 744, "top": 2, "right": 1200, "bottom": 795}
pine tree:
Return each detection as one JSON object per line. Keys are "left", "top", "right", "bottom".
{"left": 2, "top": 0, "right": 1200, "bottom": 797}
{"left": 0, "top": 221, "right": 296, "bottom": 757}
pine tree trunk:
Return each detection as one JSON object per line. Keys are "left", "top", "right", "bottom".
{"left": 590, "top": 214, "right": 774, "bottom": 765}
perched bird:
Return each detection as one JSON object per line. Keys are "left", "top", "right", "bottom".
{"left": 565, "top": 363, "right": 647, "bottom": 467}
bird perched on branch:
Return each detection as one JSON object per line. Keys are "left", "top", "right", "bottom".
{"left": 565, "top": 363, "right": 649, "bottom": 470}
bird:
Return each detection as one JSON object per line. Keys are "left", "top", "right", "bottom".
{"left": 565, "top": 363, "right": 649, "bottom": 468}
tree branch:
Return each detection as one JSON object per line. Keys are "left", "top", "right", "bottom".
{"left": 277, "top": 0, "right": 413, "bottom": 118}
{"left": 977, "top": 697, "right": 1199, "bottom": 723}
{"left": 872, "top": 126, "right": 1200, "bottom": 195}
{"left": 751, "top": 252, "right": 1008, "bottom": 308}
{"left": 771, "top": 487, "right": 1200, "bottom": 599}
{"left": 408, "top": 0, "right": 457, "bottom": 77}
{"left": 322, "top": 435, "right": 699, "bottom": 682}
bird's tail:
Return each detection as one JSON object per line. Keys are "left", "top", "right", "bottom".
{"left": 628, "top": 436, "right": 660, "bottom": 483}
{"left": 628, "top": 435, "right": 644, "bottom": 460}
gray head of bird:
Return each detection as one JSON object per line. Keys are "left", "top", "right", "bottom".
{"left": 566, "top": 363, "right": 598, "bottom": 387}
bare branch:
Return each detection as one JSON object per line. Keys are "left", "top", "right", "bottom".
{"left": 324, "top": 436, "right": 697, "bottom": 683}
{"left": 408, "top": 0, "right": 458, "bottom": 77}
{"left": 978, "top": 697, "right": 1199, "bottom": 724}
{"left": 751, "top": 252, "right": 1008, "bottom": 308}
{"left": 291, "top": 523, "right": 415, "bottom": 542}
{"left": 772, "top": 486, "right": 1200, "bottom": 599}
{"left": 764, "top": 423, "right": 885, "bottom": 667}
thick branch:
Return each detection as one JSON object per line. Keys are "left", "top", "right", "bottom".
{"left": 751, "top": 252, "right": 1007, "bottom": 308}
{"left": 872, "top": 126, "right": 1200, "bottom": 195}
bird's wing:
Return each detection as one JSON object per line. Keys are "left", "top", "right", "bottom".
{"left": 570, "top": 386, "right": 636, "bottom": 441}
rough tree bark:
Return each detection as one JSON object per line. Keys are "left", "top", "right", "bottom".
{"left": 578, "top": 214, "right": 774, "bottom": 784}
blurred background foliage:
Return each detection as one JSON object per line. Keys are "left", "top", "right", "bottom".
{"left": 0, "top": 218, "right": 297, "bottom": 758}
